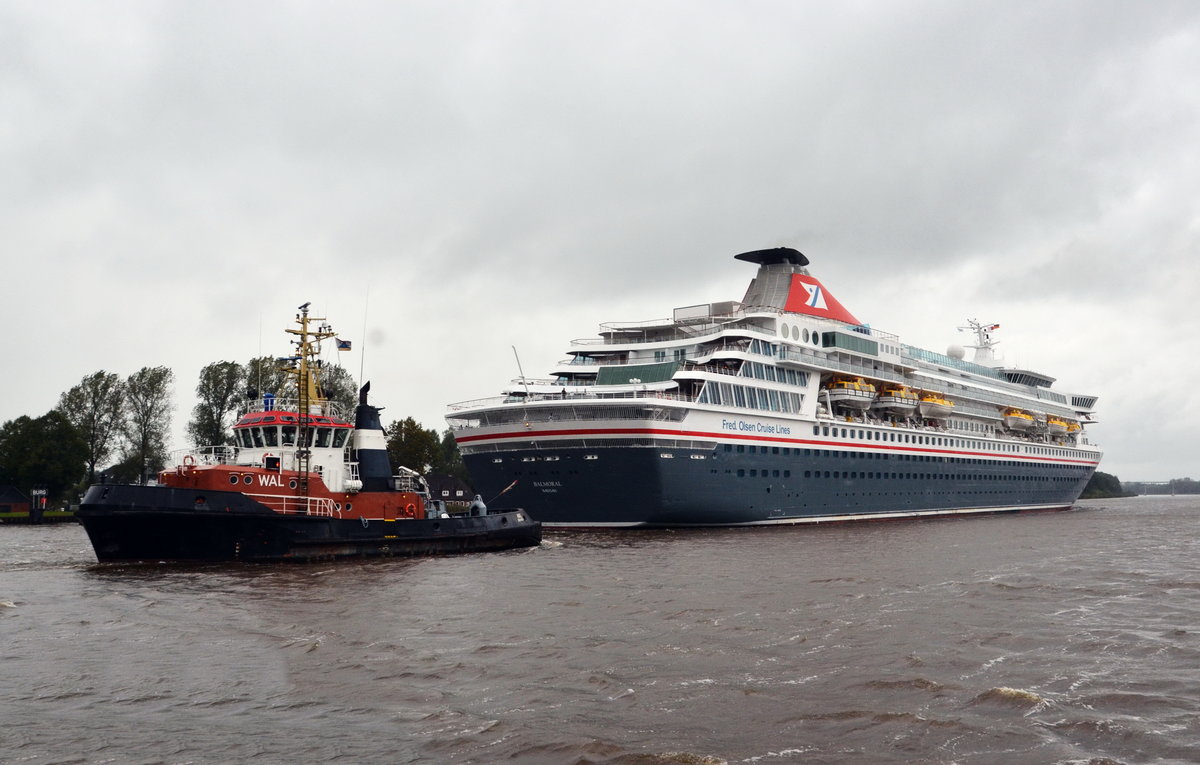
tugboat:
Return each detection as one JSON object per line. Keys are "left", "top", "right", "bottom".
{"left": 77, "top": 303, "right": 541, "bottom": 562}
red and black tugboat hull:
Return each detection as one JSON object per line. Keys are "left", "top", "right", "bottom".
{"left": 77, "top": 485, "right": 542, "bottom": 563}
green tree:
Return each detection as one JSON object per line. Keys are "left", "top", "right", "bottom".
{"left": 0, "top": 412, "right": 88, "bottom": 504}
{"left": 187, "top": 361, "right": 245, "bottom": 447}
{"left": 243, "top": 355, "right": 290, "bottom": 406}
{"left": 385, "top": 418, "right": 441, "bottom": 474}
{"left": 434, "top": 428, "right": 472, "bottom": 485}
{"left": 122, "top": 366, "right": 174, "bottom": 483}
{"left": 56, "top": 371, "right": 124, "bottom": 483}
{"left": 1081, "top": 470, "right": 1128, "bottom": 499}
{"left": 1169, "top": 477, "right": 1200, "bottom": 494}
{"left": 317, "top": 363, "right": 358, "bottom": 419}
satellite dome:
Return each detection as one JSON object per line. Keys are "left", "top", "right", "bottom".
{"left": 947, "top": 344, "right": 966, "bottom": 360}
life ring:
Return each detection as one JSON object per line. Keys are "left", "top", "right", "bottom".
{"left": 182, "top": 455, "right": 196, "bottom": 466}
{"left": 405, "top": 503, "right": 416, "bottom": 518}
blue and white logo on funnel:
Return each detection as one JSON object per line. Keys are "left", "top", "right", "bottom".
{"left": 803, "top": 283, "right": 828, "bottom": 310}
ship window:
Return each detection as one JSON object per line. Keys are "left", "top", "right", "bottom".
{"left": 251, "top": 428, "right": 264, "bottom": 448}
{"left": 243, "top": 475, "right": 253, "bottom": 485}
{"left": 281, "top": 426, "right": 297, "bottom": 446}
{"left": 239, "top": 430, "right": 253, "bottom": 448}
{"left": 263, "top": 427, "right": 279, "bottom": 447}
{"left": 316, "top": 428, "right": 332, "bottom": 448}
{"left": 813, "top": 426, "right": 820, "bottom": 435}
{"left": 737, "top": 469, "right": 745, "bottom": 477}
{"left": 228, "top": 475, "right": 239, "bottom": 485}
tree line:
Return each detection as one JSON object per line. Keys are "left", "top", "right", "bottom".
{"left": 1122, "top": 478, "right": 1200, "bottom": 496}
{"left": 1081, "top": 471, "right": 1200, "bottom": 498}
{"left": 0, "top": 359, "right": 469, "bottom": 507}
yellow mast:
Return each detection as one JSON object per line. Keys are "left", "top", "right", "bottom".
{"left": 281, "top": 302, "right": 338, "bottom": 495}
{"left": 284, "top": 302, "right": 337, "bottom": 414}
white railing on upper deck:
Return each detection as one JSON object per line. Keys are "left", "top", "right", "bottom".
{"left": 239, "top": 397, "right": 347, "bottom": 419}
{"left": 567, "top": 308, "right": 900, "bottom": 347}
{"left": 171, "top": 446, "right": 239, "bottom": 466}
{"left": 447, "top": 389, "right": 693, "bottom": 412}
{"left": 246, "top": 492, "right": 341, "bottom": 517}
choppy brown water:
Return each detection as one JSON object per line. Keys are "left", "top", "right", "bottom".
{"left": 4, "top": 497, "right": 1200, "bottom": 764}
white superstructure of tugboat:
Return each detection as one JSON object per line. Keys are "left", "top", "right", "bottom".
{"left": 447, "top": 248, "right": 1102, "bottom": 527}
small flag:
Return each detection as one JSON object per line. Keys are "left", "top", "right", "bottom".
{"left": 336, "top": 338, "right": 352, "bottom": 351}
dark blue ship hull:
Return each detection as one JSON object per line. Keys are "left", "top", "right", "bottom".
{"left": 77, "top": 484, "right": 541, "bottom": 562}
{"left": 463, "top": 441, "right": 1096, "bottom": 527}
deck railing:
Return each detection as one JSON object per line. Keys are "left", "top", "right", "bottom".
{"left": 246, "top": 492, "right": 341, "bottom": 517}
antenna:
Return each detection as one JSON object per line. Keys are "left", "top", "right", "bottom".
{"left": 359, "top": 287, "right": 370, "bottom": 388}
{"left": 512, "top": 346, "right": 530, "bottom": 398}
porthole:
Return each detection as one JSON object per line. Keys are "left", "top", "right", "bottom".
{"left": 243, "top": 475, "right": 253, "bottom": 485}
{"left": 803, "top": 328, "right": 810, "bottom": 342}
{"left": 289, "top": 479, "right": 297, "bottom": 489}
{"left": 228, "top": 475, "right": 239, "bottom": 485}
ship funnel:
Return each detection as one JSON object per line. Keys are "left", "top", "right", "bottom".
{"left": 352, "top": 382, "right": 394, "bottom": 491}
{"left": 735, "top": 248, "right": 861, "bottom": 325}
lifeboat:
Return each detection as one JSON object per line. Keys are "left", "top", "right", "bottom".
{"left": 823, "top": 376, "right": 877, "bottom": 410}
{"left": 872, "top": 384, "right": 919, "bottom": 414}
{"left": 77, "top": 303, "right": 541, "bottom": 562}
{"left": 1046, "top": 416, "right": 1069, "bottom": 436}
{"left": 918, "top": 393, "right": 954, "bottom": 419}
{"left": 1003, "top": 408, "right": 1035, "bottom": 431}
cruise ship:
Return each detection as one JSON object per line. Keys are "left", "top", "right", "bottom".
{"left": 447, "top": 248, "right": 1102, "bottom": 527}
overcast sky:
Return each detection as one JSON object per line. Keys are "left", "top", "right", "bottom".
{"left": 3, "top": 0, "right": 1197, "bottom": 482}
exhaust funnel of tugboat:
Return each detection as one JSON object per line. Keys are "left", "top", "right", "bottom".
{"left": 353, "top": 382, "right": 394, "bottom": 491}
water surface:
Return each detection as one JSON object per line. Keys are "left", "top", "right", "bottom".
{"left": 4, "top": 497, "right": 1199, "bottom": 763}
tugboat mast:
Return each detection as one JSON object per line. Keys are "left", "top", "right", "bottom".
{"left": 283, "top": 302, "right": 338, "bottom": 492}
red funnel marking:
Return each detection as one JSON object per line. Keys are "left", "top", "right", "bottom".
{"left": 783, "top": 274, "right": 861, "bottom": 325}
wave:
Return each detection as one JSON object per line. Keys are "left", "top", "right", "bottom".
{"left": 970, "top": 686, "right": 1048, "bottom": 708}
